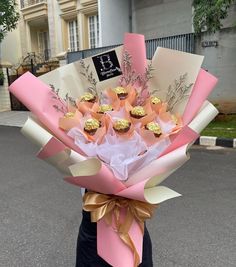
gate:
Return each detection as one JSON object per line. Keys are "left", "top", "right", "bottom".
{"left": 8, "top": 52, "right": 59, "bottom": 110}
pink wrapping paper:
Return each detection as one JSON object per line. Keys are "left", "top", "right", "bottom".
{"left": 37, "top": 136, "right": 67, "bottom": 159}
{"left": 65, "top": 164, "right": 126, "bottom": 195}
{"left": 123, "top": 33, "right": 147, "bottom": 75}
{"left": 9, "top": 73, "right": 84, "bottom": 155}
{"left": 97, "top": 210, "right": 143, "bottom": 267}
{"left": 161, "top": 126, "right": 199, "bottom": 156}
{"left": 182, "top": 69, "right": 218, "bottom": 125}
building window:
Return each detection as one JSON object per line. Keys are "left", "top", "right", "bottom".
{"left": 38, "top": 31, "right": 50, "bottom": 60}
{"left": 68, "top": 20, "right": 79, "bottom": 52}
{"left": 88, "top": 15, "right": 99, "bottom": 49}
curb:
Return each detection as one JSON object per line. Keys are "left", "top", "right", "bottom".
{"left": 194, "top": 136, "right": 236, "bottom": 148}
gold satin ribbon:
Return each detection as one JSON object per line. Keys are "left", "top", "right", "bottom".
{"left": 83, "top": 191, "right": 158, "bottom": 267}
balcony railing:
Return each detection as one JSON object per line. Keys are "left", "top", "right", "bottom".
{"left": 67, "top": 33, "right": 195, "bottom": 64}
{"left": 20, "top": 0, "right": 47, "bottom": 9}
{"left": 21, "top": 50, "right": 51, "bottom": 69}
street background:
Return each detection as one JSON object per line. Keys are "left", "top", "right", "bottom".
{"left": 1, "top": 124, "right": 236, "bottom": 267}
{"left": 1, "top": 1, "right": 236, "bottom": 266}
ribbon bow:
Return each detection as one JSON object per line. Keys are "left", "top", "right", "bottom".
{"left": 83, "top": 191, "right": 157, "bottom": 267}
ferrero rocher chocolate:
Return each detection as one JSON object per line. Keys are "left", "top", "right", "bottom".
{"left": 151, "top": 96, "right": 161, "bottom": 105}
{"left": 145, "top": 122, "right": 162, "bottom": 137}
{"left": 113, "top": 119, "right": 131, "bottom": 133}
{"left": 84, "top": 118, "right": 100, "bottom": 135}
{"left": 97, "top": 104, "right": 113, "bottom": 114}
{"left": 64, "top": 112, "right": 75, "bottom": 118}
{"left": 113, "top": 86, "right": 128, "bottom": 100}
{"left": 130, "top": 106, "right": 146, "bottom": 119}
{"left": 80, "top": 92, "right": 96, "bottom": 103}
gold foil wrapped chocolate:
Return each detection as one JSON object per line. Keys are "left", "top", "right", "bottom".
{"left": 145, "top": 122, "right": 162, "bottom": 137}
{"left": 64, "top": 112, "right": 75, "bottom": 118}
{"left": 113, "top": 119, "right": 131, "bottom": 133}
{"left": 113, "top": 86, "right": 128, "bottom": 100}
{"left": 80, "top": 92, "right": 96, "bottom": 102}
{"left": 151, "top": 96, "right": 161, "bottom": 105}
{"left": 84, "top": 118, "right": 100, "bottom": 135}
{"left": 130, "top": 106, "right": 146, "bottom": 118}
{"left": 98, "top": 104, "right": 113, "bottom": 114}
{"left": 171, "top": 114, "right": 178, "bottom": 124}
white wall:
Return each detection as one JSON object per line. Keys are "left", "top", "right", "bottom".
{"left": 99, "top": 0, "right": 131, "bottom": 46}
{"left": 131, "top": 0, "right": 193, "bottom": 39}
{"left": 0, "top": 27, "right": 22, "bottom": 64}
{"left": 196, "top": 28, "right": 236, "bottom": 113}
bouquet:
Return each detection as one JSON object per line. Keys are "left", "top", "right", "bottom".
{"left": 9, "top": 33, "right": 218, "bottom": 267}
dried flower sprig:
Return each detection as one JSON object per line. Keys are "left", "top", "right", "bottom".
{"left": 119, "top": 51, "right": 154, "bottom": 105}
{"left": 50, "top": 84, "right": 67, "bottom": 114}
{"left": 64, "top": 93, "right": 76, "bottom": 107}
{"left": 165, "top": 73, "right": 193, "bottom": 111}
{"left": 119, "top": 51, "right": 140, "bottom": 86}
{"left": 80, "top": 59, "right": 98, "bottom": 96}
{"left": 136, "top": 62, "right": 155, "bottom": 105}
{"left": 145, "top": 63, "right": 155, "bottom": 81}
{"left": 52, "top": 104, "right": 67, "bottom": 114}
{"left": 50, "top": 84, "right": 59, "bottom": 95}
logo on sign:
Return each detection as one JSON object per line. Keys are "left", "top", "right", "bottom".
{"left": 92, "top": 50, "right": 122, "bottom": 81}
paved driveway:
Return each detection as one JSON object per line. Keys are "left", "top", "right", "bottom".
{"left": 0, "top": 126, "right": 236, "bottom": 267}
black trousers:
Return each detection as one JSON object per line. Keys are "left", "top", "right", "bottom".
{"left": 76, "top": 210, "right": 153, "bottom": 267}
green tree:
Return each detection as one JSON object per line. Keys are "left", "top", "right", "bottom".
{"left": 0, "top": 0, "right": 20, "bottom": 42}
{"left": 193, "top": 0, "right": 235, "bottom": 34}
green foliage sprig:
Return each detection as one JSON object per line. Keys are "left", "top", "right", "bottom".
{"left": 193, "top": 0, "right": 235, "bottom": 34}
{"left": 0, "top": 0, "right": 20, "bottom": 43}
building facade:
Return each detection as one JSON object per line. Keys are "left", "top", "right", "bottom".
{"left": 0, "top": 0, "right": 131, "bottom": 66}
{"left": 1, "top": 0, "right": 101, "bottom": 64}
{"left": 0, "top": 0, "right": 131, "bottom": 111}
{"left": 0, "top": 0, "right": 99, "bottom": 110}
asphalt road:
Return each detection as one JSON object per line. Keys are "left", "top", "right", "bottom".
{"left": 0, "top": 126, "right": 236, "bottom": 267}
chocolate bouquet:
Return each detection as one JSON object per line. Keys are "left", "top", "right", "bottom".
{"left": 9, "top": 33, "right": 218, "bottom": 267}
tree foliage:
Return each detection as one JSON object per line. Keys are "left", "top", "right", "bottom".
{"left": 0, "top": 0, "right": 20, "bottom": 42}
{"left": 193, "top": 0, "right": 235, "bottom": 34}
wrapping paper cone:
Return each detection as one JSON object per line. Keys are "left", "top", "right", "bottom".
{"left": 182, "top": 69, "right": 218, "bottom": 125}
{"left": 9, "top": 72, "right": 83, "bottom": 155}
{"left": 123, "top": 33, "right": 147, "bottom": 75}
{"left": 188, "top": 101, "right": 219, "bottom": 134}
{"left": 97, "top": 216, "right": 143, "bottom": 267}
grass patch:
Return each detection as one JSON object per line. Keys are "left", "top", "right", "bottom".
{"left": 201, "top": 114, "right": 236, "bottom": 138}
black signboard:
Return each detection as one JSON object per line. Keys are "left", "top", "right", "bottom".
{"left": 92, "top": 50, "right": 122, "bottom": 81}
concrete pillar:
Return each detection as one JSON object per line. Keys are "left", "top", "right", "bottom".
{"left": 25, "top": 21, "right": 32, "bottom": 52}
{"left": 0, "top": 61, "right": 12, "bottom": 111}
{"left": 56, "top": 51, "right": 67, "bottom": 66}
